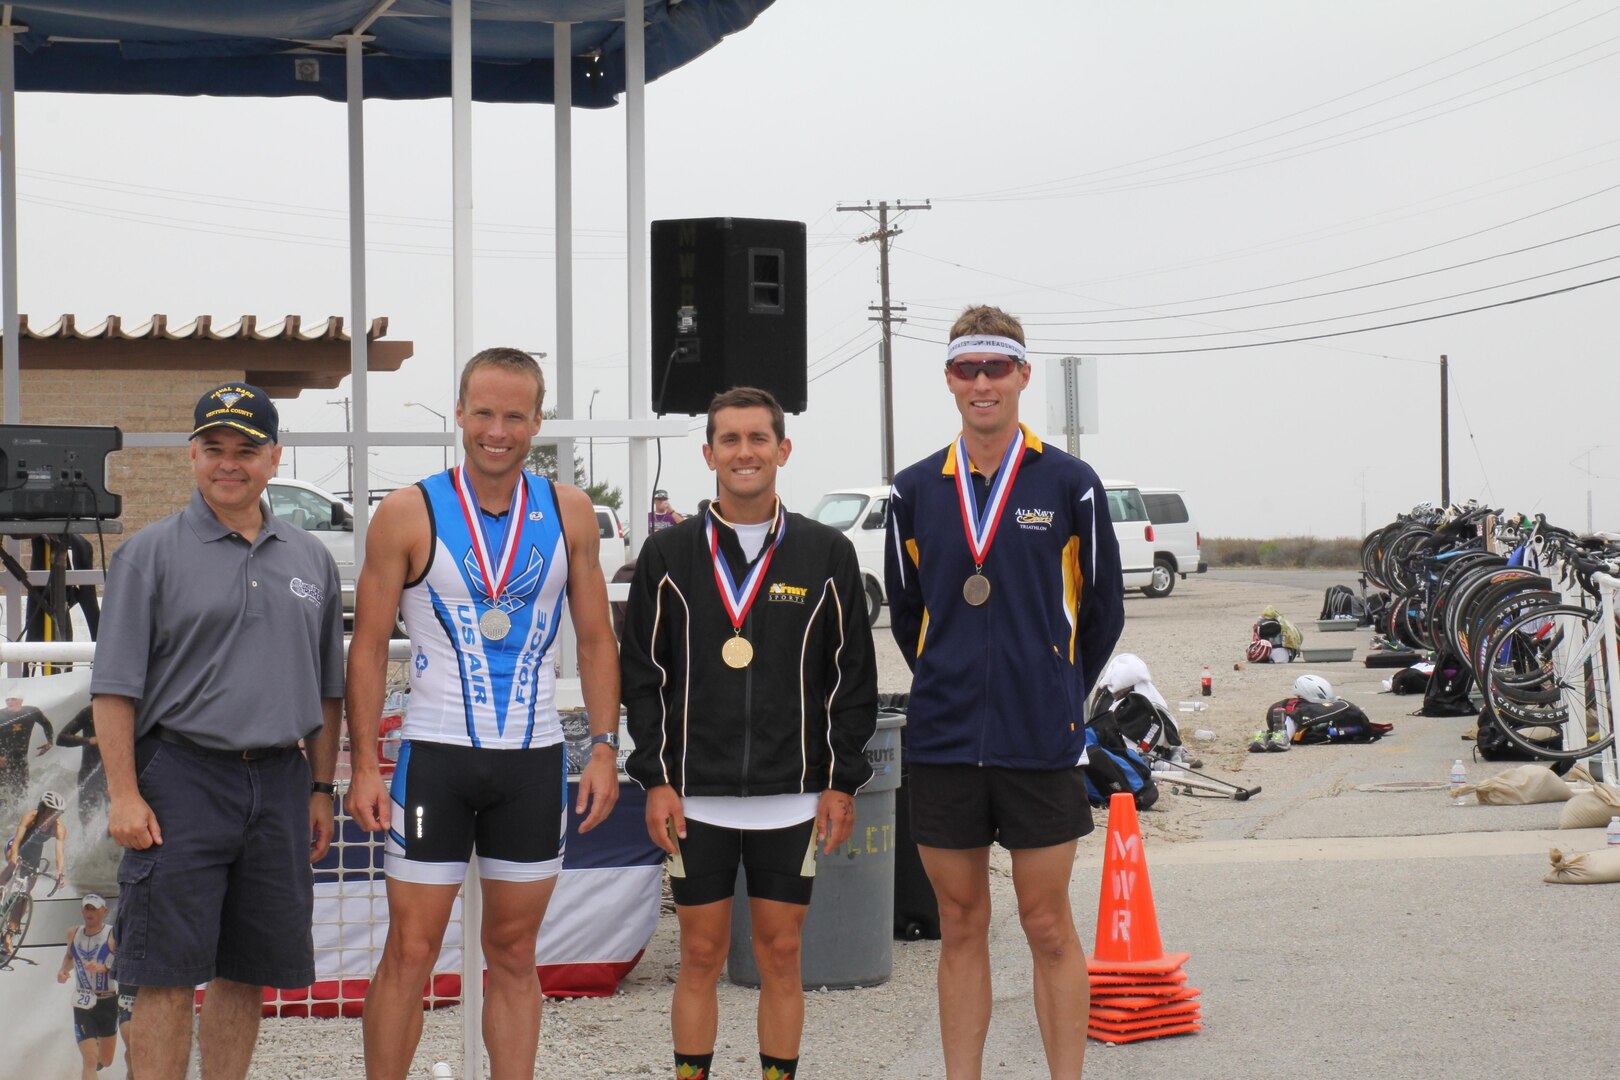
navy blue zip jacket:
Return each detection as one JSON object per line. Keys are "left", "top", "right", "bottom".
{"left": 885, "top": 426, "right": 1125, "bottom": 769}
{"left": 622, "top": 506, "right": 878, "bottom": 797}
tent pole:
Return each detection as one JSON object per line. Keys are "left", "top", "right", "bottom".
{"left": 0, "top": 15, "right": 20, "bottom": 667}
{"left": 1, "top": 16, "right": 19, "bottom": 425}
{"left": 553, "top": 21, "right": 579, "bottom": 675}
{"left": 625, "top": 0, "right": 649, "bottom": 556}
{"left": 449, "top": 3, "right": 485, "bottom": 1077}
{"left": 343, "top": 33, "right": 371, "bottom": 564}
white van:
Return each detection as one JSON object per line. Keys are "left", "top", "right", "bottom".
{"left": 1102, "top": 480, "right": 1156, "bottom": 592}
{"left": 1140, "top": 487, "right": 1206, "bottom": 598}
{"left": 809, "top": 486, "right": 889, "bottom": 625}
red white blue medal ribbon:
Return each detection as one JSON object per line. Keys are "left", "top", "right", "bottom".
{"left": 452, "top": 465, "right": 526, "bottom": 606}
{"left": 953, "top": 430, "right": 1026, "bottom": 569}
{"left": 707, "top": 501, "right": 787, "bottom": 633}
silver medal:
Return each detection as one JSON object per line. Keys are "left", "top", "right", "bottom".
{"left": 479, "top": 607, "right": 511, "bottom": 641}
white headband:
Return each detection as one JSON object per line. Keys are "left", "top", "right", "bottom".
{"left": 947, "top": 334, "right": 1026, "bottom": 363}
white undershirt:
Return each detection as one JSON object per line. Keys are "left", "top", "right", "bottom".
{"left": 685, "top": 518, "right": 816, "bottom": 829}
{"left": 732, "top": 519, "right": 771, "bottom": 562}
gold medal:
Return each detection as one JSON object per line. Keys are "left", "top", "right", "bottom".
{"left": 479, "top": 607, "right": 511, "bottom": 641}
{"left": 963, "top": 573, "right": 991, "bottom": 606}
{"left": 722, "top": 636, "right": 754, "bottom": 669}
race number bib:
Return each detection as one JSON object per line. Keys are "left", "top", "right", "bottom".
{"left": 73, "top": 989, "right": 94, "bottom": 1010}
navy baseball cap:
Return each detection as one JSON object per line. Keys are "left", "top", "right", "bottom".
{"left": 192, "top": 383, "right": 278, "bottom": 444}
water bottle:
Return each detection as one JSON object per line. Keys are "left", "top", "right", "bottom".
{"left": 1200, "top": 665, "right": 1213, "bottom": 697}
{"left": 431, "top": 1064, "right": 454, "bottom": 1080}
{"left": 1449, "top": 759, "right": 1468, "bottom": 805}
{"left": 1178, "top": 701, "right": 1207, "bottom": 714}
{"left": 1192, "top": 729, "right": 1217, "bottom": 743}
{"left": 1607, "top": 816, "right": 1620, "bottom": 847}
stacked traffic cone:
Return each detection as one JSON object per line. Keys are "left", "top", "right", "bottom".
{"left": 1086, "top": 793, "right": 1202, "bottom": 1043}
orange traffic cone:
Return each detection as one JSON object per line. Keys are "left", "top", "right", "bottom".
{"left": 1088, "top": 793, "right": 1187, "bottom": 975}
{"left": 1086, "top": 793, "right": 1202, "bottom": 1044}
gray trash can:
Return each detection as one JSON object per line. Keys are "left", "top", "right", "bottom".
{"left": 726, "top": 712, "right": 905, "bottom": 989}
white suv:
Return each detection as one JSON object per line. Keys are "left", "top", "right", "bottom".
{"left": 1102, "top": 481, "right": 1156, "bottom": 593}
{"left": 1140, "top": 487, "right": 1206, "bottom": 598}
{"left": 809, "top": 486, "right": 889, "bottom": 626}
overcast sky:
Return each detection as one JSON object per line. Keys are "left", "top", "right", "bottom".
{"left": 11, "top": 0, "right": 1620, "bottom": 537}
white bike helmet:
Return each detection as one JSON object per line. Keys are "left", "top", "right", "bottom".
{"left": 1294, "top": 674, "right": 1334, "bottom": 703}
{"left": 41, "top": 790, "right": 66, "bottom": 812}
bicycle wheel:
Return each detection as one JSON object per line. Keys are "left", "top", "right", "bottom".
{"left": 0, "top": 888, "right": 30, "bottom": 966}
{"left": 1481, "top": 604, "right": 1615, "bottom": 762}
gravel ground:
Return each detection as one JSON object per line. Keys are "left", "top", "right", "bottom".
{"left": 247, "top": 569, "right": 1365, "bottom": 1079}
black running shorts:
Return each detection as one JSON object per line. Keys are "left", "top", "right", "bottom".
{"left": 74, "top": 994, "right": 118, "bottom": 1041}
{"left": 668, "top": 818, "right": 818, "bottom": 907}
{"left": 385, "top": 739, "right": 566, "bottom": 885}
{"left": 908, "top": 763, "right": 1093, "bottom": 850}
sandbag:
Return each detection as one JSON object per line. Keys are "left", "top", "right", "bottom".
{"left": 1453, "top": 764, "right": 1573, "bottom": 805}
{"left": 1543, "top": 847, "right": 1620, "bottom": 884}
{"left": 1557, "top": 765, "right": 1620, "bottom": 829}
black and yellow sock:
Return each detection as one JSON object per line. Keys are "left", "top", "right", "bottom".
{"left": 760, "top": 1053, "right": 798, "bottom": 1079}
{"left": 674, "top": 1050, "right": 714, "bottom": 1079}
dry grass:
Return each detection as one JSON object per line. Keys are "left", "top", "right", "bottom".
{"left": 1204, "top": 536, "right": 1362, "bottom": 568}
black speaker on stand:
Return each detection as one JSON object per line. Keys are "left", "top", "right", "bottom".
{"left": 651, "top": 217, "right": 807, "bottom": 415}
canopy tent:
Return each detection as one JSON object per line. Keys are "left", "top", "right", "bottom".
{"left": 0, "top": 4, "right": 775, "bottom": 1074}
{"left": 5, "top": 0, "right": 768, "bottom": 106}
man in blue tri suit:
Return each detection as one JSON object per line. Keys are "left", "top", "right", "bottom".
{"left": 58, "top": 893, "right": 118, "bottom": 1080}
{"left": 346, "top": 347, "right": 622, "bottom": 1080}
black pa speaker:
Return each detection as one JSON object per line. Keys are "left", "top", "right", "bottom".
{"left": 651, "top": 217, "right": 807, "bottom": 415}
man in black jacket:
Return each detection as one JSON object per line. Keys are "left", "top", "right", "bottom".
{"left": 623, "top": 387, "right": 878, "bottom": 1080}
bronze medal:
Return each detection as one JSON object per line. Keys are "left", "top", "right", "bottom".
{"left": 963, "top": 573, "right": 991, "bottom": 606}
{"left": 721, "top": 636, "right": 755, "bottom": 669}
{"left": 479, "top": 607, "right": 511, "bottom": 641}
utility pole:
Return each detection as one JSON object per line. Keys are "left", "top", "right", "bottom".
{"left": 1438, "top": 355, "right": 1449, "bottom": 507}
{"left": 1572, "top": 447, "right": 1602, "bottom": 533}
{"left": 327, "top": 396, "right": 353, "bottom": 494}
{"left": 838, "top": 199, "right": 930, "bottom": 483}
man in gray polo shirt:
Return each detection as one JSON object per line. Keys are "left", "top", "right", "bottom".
{"left": 91, "top": 383, "right": 344, "bottom": 1080}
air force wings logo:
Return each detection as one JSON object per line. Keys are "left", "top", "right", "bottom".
{"left": 461, "top": 545, "right": 546, "bottom": 611}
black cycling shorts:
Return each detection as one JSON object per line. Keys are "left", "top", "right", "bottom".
{"left": 385, "top": 739, "right": 566, "bottom": 885}
{"left": 668, "top": 818, "right": 818, "bottom": 907}
{"left": 74, "top": 994, "right": 118, "bottom": 1041}
{"left": 908, "top": 763, "right": 1093, "bottom": 850}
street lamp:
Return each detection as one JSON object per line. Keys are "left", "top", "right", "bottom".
{"left": 587, "top": 388, "right": 600, "bottom": 489}
{"left": 405, "top": 401, "right": 449, "bottom": 472}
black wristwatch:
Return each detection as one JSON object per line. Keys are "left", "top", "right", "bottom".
{"left": 311, "top": 781, "right": 337, "bottom": 797}
{"left": 588, "top": 732, "right": 620, "bottom": 752}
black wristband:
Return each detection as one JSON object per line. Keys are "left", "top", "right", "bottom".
{"left": 311, "top": 781, "right": 337, "bottom": 797}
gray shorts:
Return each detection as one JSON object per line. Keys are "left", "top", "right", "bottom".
{"left": 112, "top": 737, "right": 315, "bottom": 988}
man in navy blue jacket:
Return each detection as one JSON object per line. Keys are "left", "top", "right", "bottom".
{"left": 886, "top": 304, "right": 1124, "bottom": 1079}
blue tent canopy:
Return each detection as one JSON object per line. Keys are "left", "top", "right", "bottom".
{"left": 6, "top": 0, "right": 772, "bottom": 107}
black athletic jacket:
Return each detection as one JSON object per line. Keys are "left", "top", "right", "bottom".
{"left": 622, "top": 507, "right": 878, "bottom": 797}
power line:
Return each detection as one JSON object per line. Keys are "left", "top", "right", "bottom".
{"left": 809, "top": 341, "right": 878, "bottom": 384}
{"left": 894, "top": 272, "right": 1620, "bottom": 356}
{"left": 1003, "top": 253, "right": 1620, "bottom": 344}
{"left": 899, "top": 180, "right": 1620, "bottom": 324}
{"left": 908, "top": 221, "right": 1620, "bottom": 329}
{"left": 940, "top": 0, "right": 1603, "bottom": 201}
{"left": 944, "top": 11, "right": 1620, "bottom": 202}
{"left": 908, "top": 140, "right": 1620, "bottom": 308}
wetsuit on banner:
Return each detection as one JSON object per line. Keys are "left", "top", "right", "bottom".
{"left": 0, "top": 705, "right": 53, "bottom": 812}
{"left": 386, "top": 468, "right": 572, "bottom": 883}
